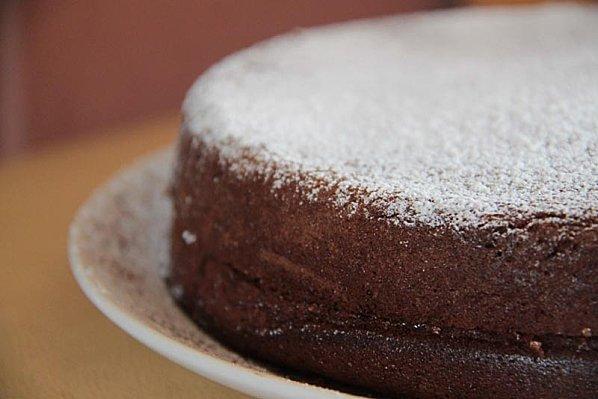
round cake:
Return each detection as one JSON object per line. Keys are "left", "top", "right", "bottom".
{"left": 170, "top": 4, "right": 597, "bottom": 398}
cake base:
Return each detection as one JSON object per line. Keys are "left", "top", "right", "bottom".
{"left": 171, "top": 256, "right": 596, "bottom": 399}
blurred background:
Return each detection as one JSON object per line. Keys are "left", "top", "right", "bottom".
{"left": 0, "top": 0, "right": 567, "bottom": 158}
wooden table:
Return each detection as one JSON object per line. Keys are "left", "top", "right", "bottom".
{"left": 0, "top": 115, "right": 249, "bottom": 399}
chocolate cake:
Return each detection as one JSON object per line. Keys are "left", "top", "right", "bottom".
{"left": 169, "top": 4, "right": 597, "bottom": 398}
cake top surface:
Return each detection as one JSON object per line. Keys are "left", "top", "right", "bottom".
{"left": 183, "top": 4, "right": 598, "bottom": 229}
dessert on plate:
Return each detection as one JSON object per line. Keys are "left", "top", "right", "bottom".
{"left": 169, "top": 4, "right": 597, "bottom": 398}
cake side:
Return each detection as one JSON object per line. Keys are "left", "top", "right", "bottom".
{"left": 172, "top": 130, "right": 597, "bottom": 337}
{"left": 170, "top": 130, "right": 597, "bottom": 398}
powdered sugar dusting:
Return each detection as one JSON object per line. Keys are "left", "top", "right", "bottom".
{"left": 183, "top": 4, "right": 598, "bottom": 228}
{"left": 182, "top": 230, "right": 197, "bottom": 245}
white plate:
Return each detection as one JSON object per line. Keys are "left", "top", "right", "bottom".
{"left": 68, "top": 149, "right": 362, "bottom": 399}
